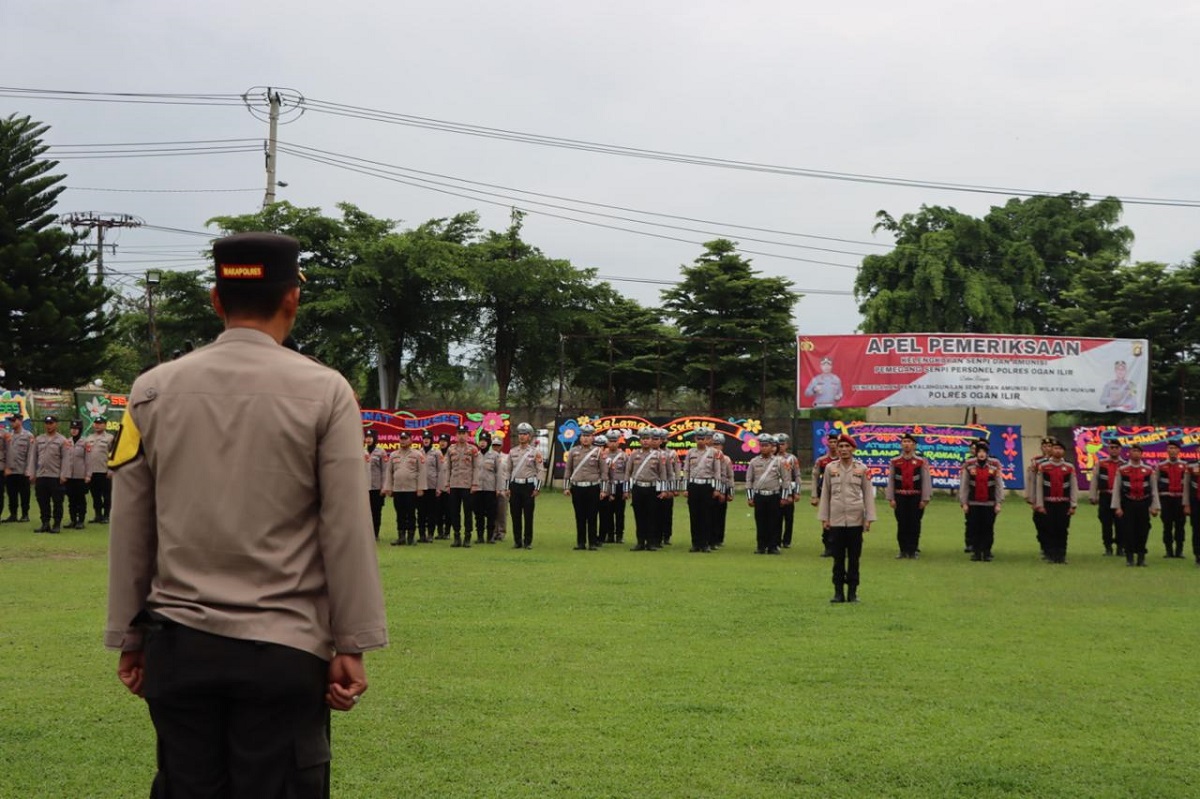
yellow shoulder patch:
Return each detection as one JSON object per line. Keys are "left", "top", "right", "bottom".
{"left": 107, "top": 407, "right": 143, "bottom": 469}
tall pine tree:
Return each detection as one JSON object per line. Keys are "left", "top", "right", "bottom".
{"left": 0, "top": 114, "right": 111, "bottom": 388}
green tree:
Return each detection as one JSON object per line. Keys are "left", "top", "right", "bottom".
{"left": 856, "top": 193, "right": 1133, "bottom": 335}
{"left": 660, "top": 239, "right": 799, "bottom": 415}
{"left": 466, "top": 214, "right": 599, "bottom": 409}
{"left": 0, "top": 114, "right": 112, "bottom": 388}
{"left": 563, "top": 286, "right": 679, "bottom": 411}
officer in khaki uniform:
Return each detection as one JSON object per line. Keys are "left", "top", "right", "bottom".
{"left": 445, "top": 424, "right": 480, "bottom": 547}
{"left": 0, "top": 416, "right": 7, "bottom": 521}
{"left": 490, "top": 435, "right": 510, "bottom": 542}
{"left": 363, "top": 429, "right": 387, "bottom": 540}
{"left": 3, "top": 413, "right": 33, "bottom": 522}
{"left": 506, "top": 423, "right": 543, "bottom": 549}
{"left": 85, "top": 416, "right": 115, "bottom": 523}
{"left": 473, "top": 433, "right": 508, "bottom": 543}
{"left": 417, "top": 431, "right": 443, "bottom": 543}
{"left": 105, "top": 232, "right": 387, "bottom": 798}
{"left": 818, "top": 434, "right": 876, "bottom": 603}
{"left": 384, "top": 430, "right": 426, "bottom": 546}
{"left": 563, "top": 425, "right": 605, "bottom": 550}
{"left": 64, "top": 420, "right": 90, "bottom": 529}
{"left": 29, "top": 415, "right": 69, "bottom": 533}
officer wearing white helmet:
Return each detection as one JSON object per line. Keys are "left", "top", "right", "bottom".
{"left": 506, "top": 423, "right": 544, "bottom": 549}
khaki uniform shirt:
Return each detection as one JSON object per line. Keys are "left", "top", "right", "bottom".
{"left": 624, "top": 448, "right": 676, "bottom": 492}
{"left": 818, "top": 458, "right": 877, "bottom": 527}
{"left": 564, "top": 444, "right": 605, "bottom": 487}
{"left": 105, "top": 328, "right": 388, "bottom": 660}
{"left": 65, "top": 437, "right": 89, "bottom": 480}
{"left": 476, "top": 449, "right": 508, "bottom": 492}
{"left": 444, "top": 442, "right": 479, "bottom": 490}
{"left": 29, "top": 432, "right": 69, "bottom": 480}
{"left": 5, "top": 429, "right": 32, "bottom": 473}
{"left": 422, "top": 446, "right": 443, "bottom": 491}
{"left": 507, "top": 443, "right": 543, "bottom": 486}
{"left": 745, "top": 455, "right": 785, "bottom": 494}
{"left": 384, "top": 447, "right": 427, "bottom": 494}
{"left": 85, "top": 431, "right": 114, "bottom": 475}
{"left": 364, "top": 446, "right": 387, "bottom": 491}
{"left": 683, "top": 447, "right": 718, "bottom": 482}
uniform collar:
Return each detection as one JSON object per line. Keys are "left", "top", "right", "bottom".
{"left": 217, "top": 327, "right": 284, "bottom": 347}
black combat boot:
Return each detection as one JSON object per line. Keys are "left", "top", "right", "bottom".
{"left": 847, "top": 586, "right": 859, "bottom": 603}
{"left": 830, "top": 585, "right": 846, "bottom": 604}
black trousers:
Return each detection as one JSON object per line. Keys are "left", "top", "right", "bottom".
{"left": 1096, "top": 493, "right": 1118, "bottom": 549}
{"left": 1120, "top": 499, "right": 1152, "bottom": 557}
{"left": 0, "top": 472, "right": 5, "bottom": 516}
{"left": 966, "top": 505, "right": 998, "bottom": 555}
{"left": 1160, "top": 496, "right": 1186, "bottom": 555}
{"left": 570, "top": 484, "right": 601, "bottom": 547}
{"left": 88, "top": 472, "right": 112, "bottom": 519}
{"left": 368, "top": 490, "right": 383, "bottom": 539}
{"left": 599, "top": 487, "right": 626, "bottom": 543}
{"left": 1192, "top": 504, "right": 1200, "bottom": 561}
{"left": 893, "top": 494, "right": 924, "bottom": 555}
{"left": 829, "top": 526, "right": 864, "bottom": 587}
{"left": 66, "top": 477, "right": 88, "bottom": 524}
{"left": 631, "top": 485, "right": 657, "bottom": 547}
{"left": 437, "top": 492, "right": 452, "bottom": 537}
{"left": 392, "top": 491, "right": 418, "bottom": 542}
{"left": 1033, "top": 507, "right": 1047, "bottom": 553}
{"left": 753, "top": 494, "right": 781, "bottom": 552}
{"left": 781, "top": 501, "right": 795, "bottom": 546}
{"left": 509, "top": 483, "right": 536, "bottom": 546}
{"left": 35, "top": 476, "right": 64, "bottom": 525}
{"left": 6, "top": 473, "right": 30, "bottom": 518}
{"left": 448, "top": 487, "right": 473, "bottom": 537}
{"left": 417, "top": 490, "right": 439, "bottom": 539}
{"left": 143, "top": 622, "right": 330, "bottom": 799}
{"left": 663, "top": 496, "right": 675, "bottom": 542}
{"left": 712, "top": 496, "right": 729, "bottom": 545}
{"left": 472, "top": 490, "right": 496, "bottom": 541}
{"left": 1042, "top": 502, "right": 1072, "bottom": 561}
{"left": 686, "top": 482, "right": 713, "bottom": 550}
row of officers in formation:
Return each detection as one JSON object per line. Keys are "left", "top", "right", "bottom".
{"left": 0, "top": 413, "right": 114, "bottom": 533}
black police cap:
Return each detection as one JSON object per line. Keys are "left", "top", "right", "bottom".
{"left": 212, "top": 232, "right": 304, "bottom": 286}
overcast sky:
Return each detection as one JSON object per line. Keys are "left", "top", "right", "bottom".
{"left": 4, "top": 1, "right": 1197, "bottom": 334}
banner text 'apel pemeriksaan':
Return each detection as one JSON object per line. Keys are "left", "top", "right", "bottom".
{"left": 797, "top": 334, "right": 1148, "bottom": 412}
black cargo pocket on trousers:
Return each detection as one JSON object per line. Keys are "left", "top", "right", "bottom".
{"left": 288, "top": 730, "right": 332, "bottom": 799}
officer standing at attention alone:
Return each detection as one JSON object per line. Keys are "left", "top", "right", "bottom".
{"left": 85, "top": 416, "right": 115, "bottom": 523}
{"left": 29, "top": 415, "right": 69, "bottom": 533}
{"left": 105, "top": 232, "right": 387, "bottom": 798}
{"left": 819, "top": 434, "right": 876, "bottom": 603}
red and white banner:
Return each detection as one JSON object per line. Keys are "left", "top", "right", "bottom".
{"left": 796, "top": 334, "right": 1149, "bottom": 412}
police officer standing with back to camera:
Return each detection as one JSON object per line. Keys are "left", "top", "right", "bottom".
{"left": 1089, "top": 438, "right": 1125, "bottom": 556}
{"left": 886, "top": 433, "right": 931, "bottom": 559}
{"left": 507, "top": 423, "right": 543, "bottom": 549}
{"left": 85, "top": 416, "right": 115, "bottom": 523}
{"left": 1155, "top": 438, "right": 1190, "bottom": 558}
{"left": 29, "top": 415, "right": 69, "bottom": 533}
{"left": 3, "top": 412, "right": 33, "bottom": 523}
{"left": 564, "top": 424, "right": 605, "bottom": 550}
{"left": 105, "top": 232, "right": 387, "bottom": 798}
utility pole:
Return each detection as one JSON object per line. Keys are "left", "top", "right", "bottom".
{"left": 242, "top": 86, "right": 305, "bottom": 209}
{"left": 60, "top": 212, "right": 143, "bottom": 284}
{"left": 263, "top": 89, "right": 280, "bottom": 208}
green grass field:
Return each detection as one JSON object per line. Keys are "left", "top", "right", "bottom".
{"left": 1, "top": 492, "right": 1198, "bottom": 798}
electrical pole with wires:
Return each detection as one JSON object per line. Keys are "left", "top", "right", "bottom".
{"left": 242, "top": 86, "right": 305, "bottom": 208}
{"left": 59, "top": 212, "right": 143, "bottom": 284}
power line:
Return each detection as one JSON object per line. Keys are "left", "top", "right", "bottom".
{"left": 277, "top": 141, "right": 884, "bottom": 255}
{"left": 278, "top": 146, "right": 861, "bottom": 271}
{"left": 65, "top": 186, "right": 259, "bottom": 194}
